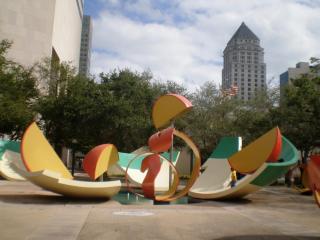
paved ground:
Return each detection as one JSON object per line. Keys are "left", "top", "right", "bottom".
{"left": 0, "top": 180, "right": 319, "bottom": 240}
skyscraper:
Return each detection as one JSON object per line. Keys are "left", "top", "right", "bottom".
{"left": 79, "top": 15, "right": 93, "bottom": 76}
{"left": 222, "top": 22, "right": 266, "bottom": 101}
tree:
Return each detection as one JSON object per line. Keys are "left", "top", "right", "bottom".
{"left": 0, "top": 40, "right": 39, "bottom": 139}
{"left": 98, "top": 69, "right": 158, "bottom": 152}
{"left": 185, "top": 82, "right": 239, "bottom": 161}
{"left": 36, "top": 59, "right": 106, "bottom": 155}
{"left": 280, "top": 75, "right": 320, "bottom": 163}
{"left": 232, "top": 86, "right": 281, "bottom": 145}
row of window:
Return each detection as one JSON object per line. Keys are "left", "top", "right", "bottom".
{"left": 234, "top": 64, "right": 264, "bottom": 68}
{"left": 234, "top": 73, "right": 265, "bottom": 78}
{"left": 234, "top": 78, "right": 264, "bottom": 83}
{"left": 230, "top": 46, "right": 260, "bottom": 51}
{"left": 235, "top": 69, "right": 264, "bottom": 73}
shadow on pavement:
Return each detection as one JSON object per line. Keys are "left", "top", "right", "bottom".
{"left": 188, "top": 197, "right": 252, "bottom": 206}
{"left": 0, "top": 194, "right": 110, "bottom": 205}
{"left": 213, "top": 235, "right": 319, "bottom": 240}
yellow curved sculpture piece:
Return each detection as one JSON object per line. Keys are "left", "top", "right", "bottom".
{"left": 12, "top": 166, "right": 121, "bottom": 198}
{"left": 228, "top": 127, "right": 281, "bottom": 174}
{"left": 21, "top": 122, "right": 73, "bottom": 179}
{"left": 19, "top": 122, "right": 121, "bottom": 198}
{"left": 152, "top": 94, "right": 193, "bottom": 129}
{"left": 83, "top": 144, "right": 119, "bottom": 180}
{"left": 189, "top": 159, "right": 267, "bottom": 199}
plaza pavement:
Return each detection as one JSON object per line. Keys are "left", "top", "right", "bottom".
{"left": 0, "top": 180, "right": 319, "bottom": 240}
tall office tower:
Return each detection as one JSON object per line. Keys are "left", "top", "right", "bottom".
{"left": 0, "top": 0, "right": 83, "bottom": 70}
{"left": 79, "top": 15, "right": 93, "bottom": 76}
{"left": 222, "top": 22, "right": 266, "bottom": 101}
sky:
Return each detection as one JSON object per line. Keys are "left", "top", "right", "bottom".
{"left": 84, "top": 0, "right": 320, "bottom": 91}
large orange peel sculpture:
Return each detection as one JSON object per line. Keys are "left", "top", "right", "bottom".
{"left": 141, "top": 154, "right": 162, "bottom": 198}
{"left": 21, "top": 122, "right": 73, "bottom": 179}
{"left": 228, "top": 127, "right": 282, "bottom": 174}
{"left": 307, "top": 155, "right": 320, "bottom": 207}
{"left": 148, "top": 127, "right": 174, "bottom": 153}
{"left": 18, "top": 122, "right": 121, "bottom": 198}
{"left": 125, "top": 126, "right": 201, "bottom": 202}
{"left": 124, "top": 94, "right": 200, "bottom": 202}
{"left": 83, "top": 144, "right": 119, "bottom": 180}
{"left": 152, "top": 94, "right": 192, "bottom": 129}
{"left": 125, "top": 152, "right": 180, "bottom": 200}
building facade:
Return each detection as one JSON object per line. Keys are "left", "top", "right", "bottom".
{"left": 79, "top": 15, "right": 93, "bottom": 76}
{"left": 222, "top": 22, "right": 266, "bottom": 101}
{"left": 0, "top": 0, "right": 83, "bottom": 69}
{"left": 280, "top": 62, "right": 320, "bottom": 102}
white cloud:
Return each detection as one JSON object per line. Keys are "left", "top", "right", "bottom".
{"left": 89, "top": 0, "right": 320, "bottom": 91}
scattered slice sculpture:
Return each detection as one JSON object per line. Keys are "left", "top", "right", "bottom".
{"left": 307, "top": 155, "right": 320, "bottom": 207}
{"left": 189, "top": 132, "right": 298, "bottom": 200}
{"left": 17, "top": 122, "right": 121, "bottom": 198}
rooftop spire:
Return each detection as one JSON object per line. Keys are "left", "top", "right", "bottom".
{"left": 230, "top": 22, "right": 259, "bottom": 41}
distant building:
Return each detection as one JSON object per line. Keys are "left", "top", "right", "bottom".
{"left": 79, "top": 15, "right": 93, "bottom": 76}
{"left": 0, "top": 0, "right": 83, "bottom": 69}
{"left": 280, "top": 62, "right": 320, "bottom": 102}
{"left": 222, "top": 22, "right": 266, "bottom": 101}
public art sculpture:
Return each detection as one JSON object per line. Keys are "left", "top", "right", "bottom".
{"left": 124, "top": 94, "right": 201, "bottom": 201}
{"left": 189, "top": 134, "right": 299, "bottom": 199}
{"left": 306, "top": 155, "right": 320, "bottom": 207}
{"left": 14, "top": 123, "right": 121, "bottom": 198}
{"left": 0, "top": 93, "right": 308, "bottom": 205}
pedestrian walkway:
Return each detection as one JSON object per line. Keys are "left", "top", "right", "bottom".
{"left": 0, "top": 181, "right": 319, "bottom": 240}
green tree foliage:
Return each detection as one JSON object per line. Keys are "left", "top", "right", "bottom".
{"left": 280, "top": 75, "right": 320, "bottom": 162}
{"left": 185, "top": 82, "right": 239, "bottom": 160}
{"left": 37, "top": 66, "right": 187, "bottom": 155}
{"left": 232, "top": 87, "right": 280, "bottom": 145}
{"left": 98, "top": 69, "right": 157, "bottom": 152}
{"left": 0, "top": 40, "right": 39, "bottom": 139}
{"left": 36, "top": 61, "right": 101, "bottom": 154}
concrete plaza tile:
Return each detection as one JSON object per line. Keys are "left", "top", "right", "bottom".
{"left": 0, "top": 181, "right": 320, "bottom": 240}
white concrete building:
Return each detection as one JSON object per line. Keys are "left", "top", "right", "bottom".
{"left": 0, "top": 0, "right": 83, "bottom": 69}
{"left": 222, "top": 22, "right": 266, "bottom": 101}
